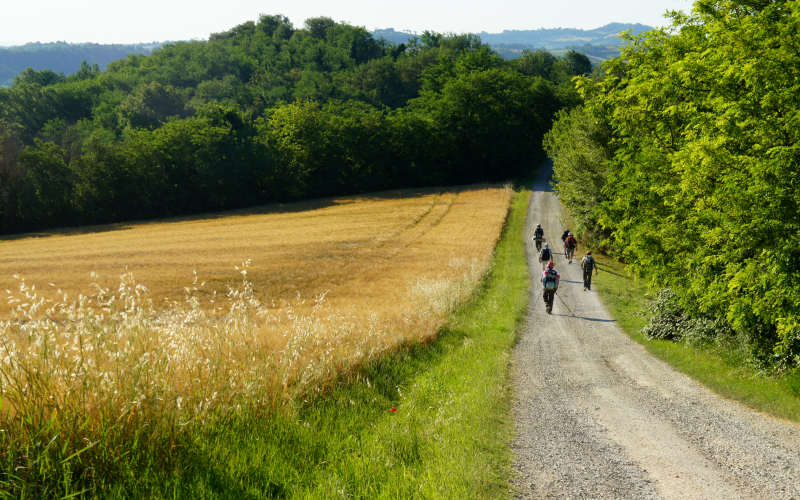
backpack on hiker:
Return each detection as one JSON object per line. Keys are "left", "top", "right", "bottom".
{"left": 566, "top": 235, "right": 577, "bottom": 250}
{"left": 540, "top": 247, "right": 552, "bottom": 261}
{"left": 543, "top": 269, "right": 559, "bottom": 290}
{"left": 582, "top": 255, "right": 595, "bottom": 272}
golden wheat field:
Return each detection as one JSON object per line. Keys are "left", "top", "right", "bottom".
{"left": 1, "top": 186, "right": 508, "bottom": 316}
{"left": 0, "top": 185, "right": 510, "bottom": 424}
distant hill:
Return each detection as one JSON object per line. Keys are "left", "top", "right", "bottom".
{"left": 373, "top": 23, "right": 654, "bottom": 62}
{"left": 0, "top": 42, "right": 161, "bottom": 86}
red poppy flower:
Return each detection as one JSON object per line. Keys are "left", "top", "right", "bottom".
{"left": 390, "top": 407, "right": 397, "bottom": 413}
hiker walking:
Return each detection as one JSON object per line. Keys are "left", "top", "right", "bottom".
{"left": 541, "top": 261, "right": 560, "bottom": 314}
{"left": 580, "top": 251, "right": 598, "bottom": 291}
{"left": 565, "top": 232, "right": 577, "bottom": 263}
{"left": 561, "top": 229, "right": 570, "bottom": 256}
{"left": 533, "top": 224, "right": 545, "bottom": 251}
{"left": 538, "top": 242, "right": 553, "bottom": 270}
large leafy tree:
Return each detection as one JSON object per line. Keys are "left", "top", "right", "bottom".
{"left": 543, "top": 104, "right": 611, "bottom": 244}
{"left": 549, "top": 0, "right": 800, "bottom": 365}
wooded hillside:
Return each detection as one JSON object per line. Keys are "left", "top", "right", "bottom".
{"left": 0, "top": 15, "right": 589, "bottom": 235}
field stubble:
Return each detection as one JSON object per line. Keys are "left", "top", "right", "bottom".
{"left": 0, "top": 185, "right": 510, "bottom": 493}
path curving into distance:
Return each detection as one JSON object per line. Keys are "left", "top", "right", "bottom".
{"left": 510, "top": 163, "right": 800, "bottom": 499}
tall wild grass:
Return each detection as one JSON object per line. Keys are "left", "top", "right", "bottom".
{"left": 0, "top": 258, "right": 486, "bottom": 495}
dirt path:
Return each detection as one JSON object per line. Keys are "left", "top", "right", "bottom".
{"left": 510, "top": 164, "right": 800, "bottom": 499}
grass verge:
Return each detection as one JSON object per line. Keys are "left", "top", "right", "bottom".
{"left": 594, "top": 254, "right": 800, "bottom": 423}
{"left": 87, "top": 186, "right": 531, "bottom": 498}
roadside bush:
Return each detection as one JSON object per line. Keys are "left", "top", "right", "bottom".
{"left": 642, "top": 288, "right": 689, "bottom": 341}
{"left": 643, "top": 288, "right": 732, "bottom": 347}
{"left": 643, "top": 288, "right": 790, "bottom": 372}
{"left": 682, "top": 317, "right": 722, "bottom": 347}
{"left": 738, "top": 322, "right": 784, "bottom": 371}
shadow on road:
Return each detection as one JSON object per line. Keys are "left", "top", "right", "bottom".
{"left": 597, "top": 266, "right": 627, "bottom": 278}
{"left": 532, "top": 160, "right": 555, "bottom": 193}
{"left": 552, "top": 314, "right": 617, "bottom": 323}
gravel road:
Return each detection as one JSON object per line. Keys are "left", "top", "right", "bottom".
{"left": 510, "top": 164, "right": 800, "bottom": 499}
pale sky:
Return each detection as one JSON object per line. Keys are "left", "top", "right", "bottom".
{"left": 1, "top": 0, "right": 694, "bottom": 46}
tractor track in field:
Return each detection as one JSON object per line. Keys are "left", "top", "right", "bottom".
{"left": 314, "top": 191, "right": 458, "bottom": 292}
{"left": 510, "top": 162, "right": 800, "bottom": 499}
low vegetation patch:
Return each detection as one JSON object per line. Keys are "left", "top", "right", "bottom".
{"left": 594, "top": 254, "right": 800, "bottom": 423}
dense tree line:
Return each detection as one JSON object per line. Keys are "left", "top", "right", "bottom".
{"left": 0, "top": 15, "right": 588, "bottom": 234}
{"left": 545, "top": 0, "right": 800, "bottom": 368}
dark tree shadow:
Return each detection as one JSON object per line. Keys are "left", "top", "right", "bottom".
{"left": 1, "top": 184, "right": 497, "bottom": 242}
{"left": 597, "top": 266, "right": 628, "bottom": 278}
{"left": 528, "top": 159, "right": 555, "bottom": 193}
